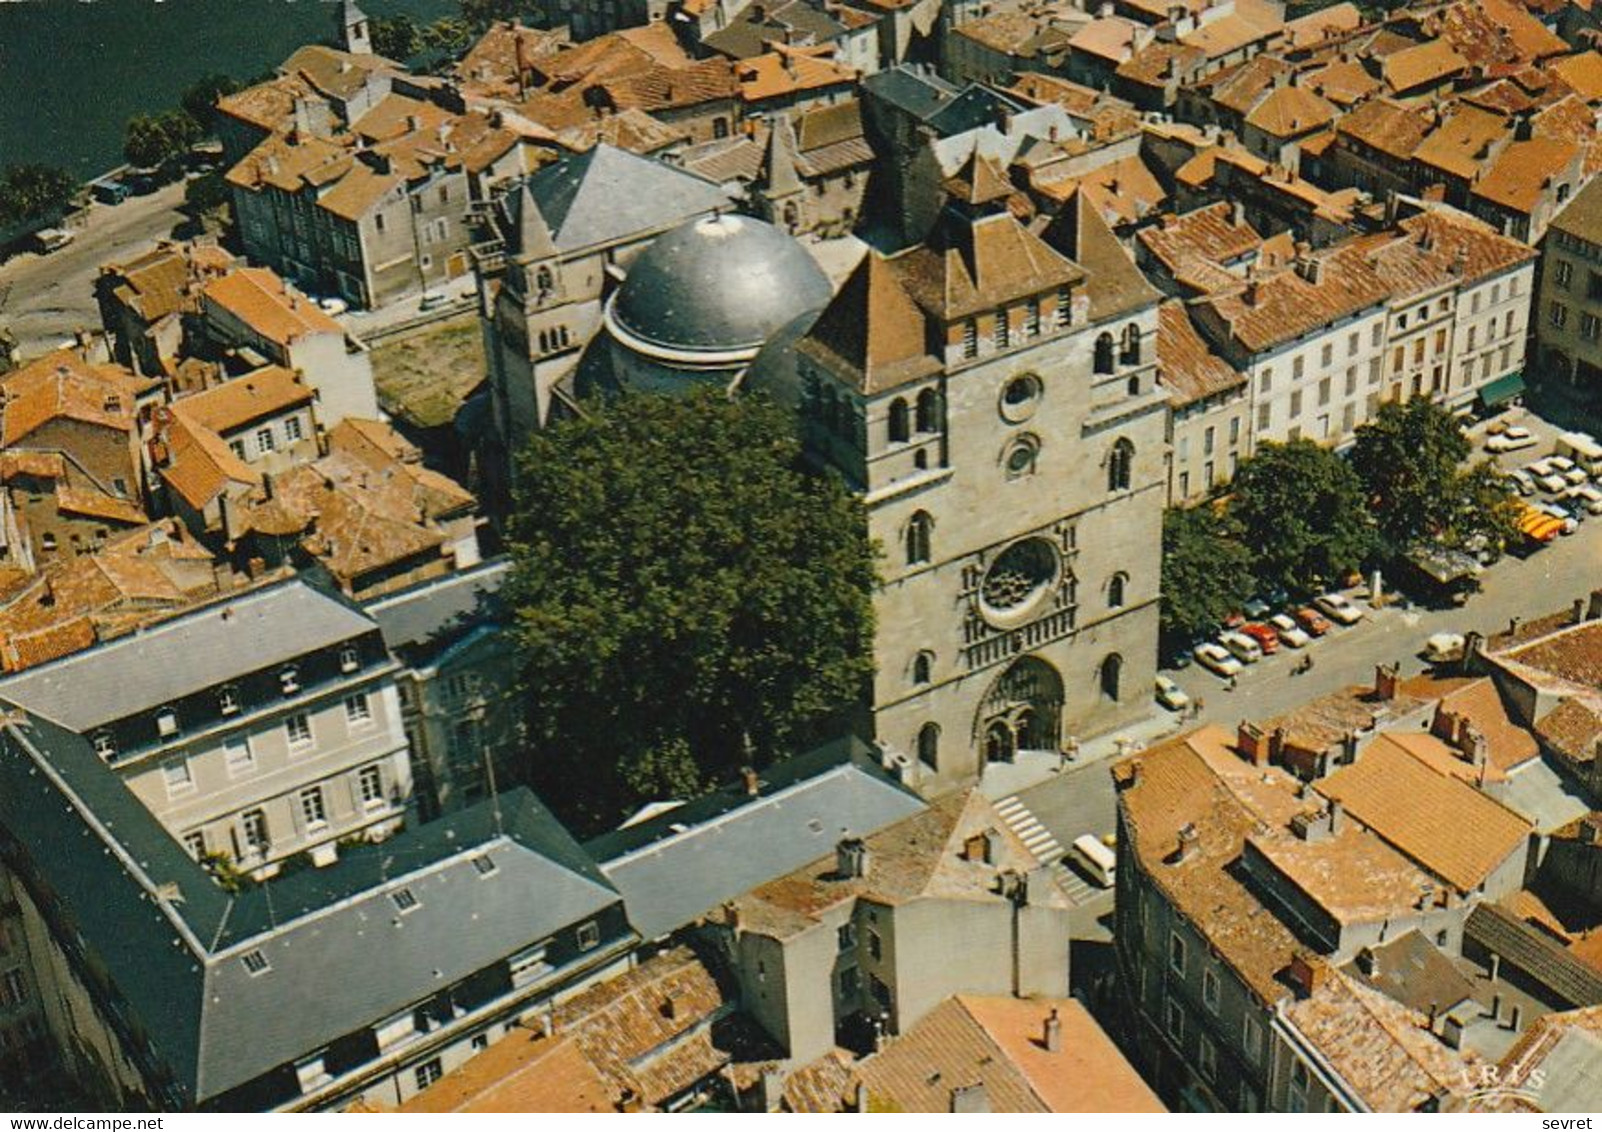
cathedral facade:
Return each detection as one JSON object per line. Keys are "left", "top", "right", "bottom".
{"left": 796, "top": 158, "right": 1167, "bottom": 788}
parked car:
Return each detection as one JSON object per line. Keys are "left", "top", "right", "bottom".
{"left": 1549, "top": 455, "right": 1578, "bottom": 474}
{"left": 1070, "top": 834, "right": 1117, "bottom": 888}
{"left": 318, "top": 296, "right": 349, "bottom": 316}
{"left": 1486, "top": 426, "right": 1537, "bottom": 453}
{"left": 1240, "top": 622, "right": 1280, "bottom": 655}
{"left": 1422, "top": 632, "right": 1466, "bottom": 664}
{"left": 1194, "top": 642, "right": 1244, "bottom": 678}
{"left": 1155, "top": 675, "right": 1191, "bottom": 712}
{"left": 1565, "top": 484, "right": 1602, "bottom": 515}
{"left": 1268, "top": 613, "right": 1311, "bottom": 648}
{"left": 1294, "top": 606, "right": 1333, "bottom": 636}
{"left": 90, "top": 178, "right": 131, "bottom": 205}
{"left": 1313, "top": 592, "right": 1364, "bottom": 625}
{"left": 1536, "top": 471, "right": 1568, "bottom": 494}
{"left": 1538, "top": 502, "right": 1579, "bottom": 534}
{"left": 1561, "top": 466, "right": 1590, "bottom": 487}
{"left": 30, "top": 227, "right": 74, "bottom": 254}
{"left": 1242, "top": 597, "right": 1271, "bottom": 620}
{"left": 1505, "top": 469, "right": 1537, "bottom": 497}
{"left": 1219, "top": 630, "right": 1263, "bottom": 664}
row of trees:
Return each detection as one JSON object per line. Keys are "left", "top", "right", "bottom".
{"left": 1161, "top": 398, "right": 1521, "bottom": 644}
{"left": 123, "top": 74, "right": 243, "bottom": 172}
{"left": 0, "top": 164, "right": 76, "bottom": 230}
{"left": 370, "top": 0, "right": 549, "bottom": 62}
{"left": 505, "top": 389, "right": 877, "bottom": 834}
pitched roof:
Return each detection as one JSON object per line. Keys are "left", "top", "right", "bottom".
{"left": 856, "top": 996, "right": 1164, "bottom": 1113}
{"left": 798, "top": 249, "right": 942, "bottom": 394}
{"left": 1193, "top": 251, "right": 1389, "bottom": 355}
{"left": 1381, "top": 38, "right": 1468, "bottom": 93}
{"left": 202, "top": 267, "right": 343, "bottom": 345}
{"left": 171, "top": 366, "right": 313, "bottom": 435}
{"left": 400, "top": 1032, "right": 616, "bottom": 1113}
{"left": 1243, "top": 82, "right": 1338, "bottom": 138}
{"left": 0, "top": 350, "right": 147, "bottom": 445}
{"left": 159, "top": 413, "right": 260, "bottom": 513}
{"left": 893, "top": 211, "right": 1082, "bottom": 321}
{"left": 1471, "top": 137, "right": 1580, "bottom": 213}
{"left": 1316, "top": 737, "right": 1532, "bottom": 892}
{"left": 1338, "top": 97, "right": 1431, "bottom": 159}
{"left": 1157, "top": 299, "right": 1246, "bottom": 405}
{"left": 517, "top": 144, "right": 730, "bottom": 255}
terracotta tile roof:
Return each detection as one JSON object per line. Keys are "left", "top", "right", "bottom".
{"left": 1182, "top": 1, "right": 1283, "bottom": 60}
{"left": 1382, "top": 728, "right": 1506, "bottom": 786}
{"left": 1316, "top": 737, "right": 1532, "bottom": 892}
{"left": 281, "top": 43, "right": 398, "bottom": 102}
{"left": 0, "top": 350, "right": 147, "bottom": 445}
{"left": 1139, "top": 201, "right": 1262, "bottom": 279}
{"left": 1281, "top": 2, "right": 1362, "bottom": 50}
{"left": 1282, "top": 969, "right": 1481, "bottom": 1111}
{"left": 1381, "top": 38, "right": 1468, "bottom": 94}
{"left": 53, "top": 486, "right": 147, "bottom": 527}
{"left": 1035, "top": 153, "right": 1165, "bottom": 226}
{"left": 171, "top": 366, "right": 313, "bottom": 436}
{"left": 1116, "top": 41, "right": 1204, "bottom": 87}
{"left": 353, "top": 93, "right": 455, "bottom": 143}
{"left": 857, "top": 996, "right": 1163, "bottom": 1113}
{"left": 1496, "top": 1003, "right": 1602, "bottom": 1106}
{"left": 1427, "top": 0, "right": 1569, "bottom": 68}
{"left": 1039, "top": 190, "right": 1163, "bottom": 320}
{"left": 721, "top": 790, "right": 1067, "bottom": 941}
{"left": 1262, "top": 681, "right": 1426, "bottom": 762}
{"left": 202, "top": 267, "right": 343, "bottom": 346}
{"left": 1157, "top": 299, "right": 1246, "bottom": 405}
{"left": 1412, "top": 104, "right": 1511, "bottom": 180}
{"left": 1248, "top": 819, "right": 1436, "bottom": 925}
{"left": 1116, "top": 726, "right": 1309, "bottom": 1002}
{"left": 1349, "top": 205, "right": 1536, "bottom": 298}
{"left": 735, "top": 46, "right": 857, "bottom": 103}
{"left": 102, "top": 242, "right": 236, "bottom": 324}
{"left": 798, "top": 251, "right": 941, "bottom": 394}
{"left": 1399, "top": 674, "right": 1542, "bottom": 774}
{"left": 1338, "top": 97, "right": 1431, "bottom": 159}
{"left": 1536, "top": 697, "right": 1602, "bottom": 766}
{"left": 1472, "top": 137, "right": 1581, "bottom": 212}
{"left": 402, "top": 1031, "right": 614, "bottom": 1112}
{"left": 1005, "top": 71, "right": 1102, "bottom": 114}
{"left": 1208, "top": 56, "right": 1291, "bottom": 116}
{"left": 1303, "top": 58, "right": 1383, "bottom": 106}
{"left": 1549, "top": 51, "right": 1602, "bottom": 102}
{"left": 1068, "top": 17, "right": 1143, "bottom": 63}
{"left": 1195, "top": 249, "right": 1389, "bottom": 354}
{"left": 159, "top": 414, "right": 260, "bottom": 512}
{"left": 597, "top": 58, "right": 739, "bottom": 113}
{"left": 895, "top": 212, "right": 1082, "bottom": 321}
{"left": 1243, "top": 82, "right": 1337, "bottom": 137}
{"left": 455, "top": 21, "right": 569, "bottom": 102}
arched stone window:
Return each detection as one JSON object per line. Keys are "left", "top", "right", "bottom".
{"left": 888, "top": 398, "right": 910, "bottom": 444}
{"left": 917, "top": 722, "right": 940, "bottom": 770}
{"left": 1094, "top": 332, "right": 1115, "bottom": 374}
{"left": 1108, "top": 438, "right": 1134, "bottom": 492}
{"left": 1100, "top": 653, "right": 1123, "bottom": 701}
{"left": 912, "top": 651, "right": 933, "bottom": 685}
{"left": 534, "top": 265, "right": 554, "bottom": 296}
{"left": 915, "top": 387, "right": 940, "bottom": 433}
{"left": 1108, "top": 572, "right": 1128, "bottom": 609}
{"left": 906, "top": 511, "right": 933, "bottom": 566}
{"left": 1121, "top": 323, "right": 1143, "bottom": 365}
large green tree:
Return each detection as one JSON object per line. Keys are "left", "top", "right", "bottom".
{"left": 1230, "top": 439, "right": 1376, "bottom": 594}
{"left": 180, "top": 74, "right": 243, "bottom": 135}
{"left": 505, "top": 388, "right": 876, "bottom": 832}
{"left": 0, "top": 164, "right": 75, "bottom": 227}
{"left": 1447, "top": 460, "right": 1523, "bottom": 558}
{"left": 1160, "top": 504, "right": 1255, "bottom": 644}
{"left": 123, "top": 110, "right": 199, "bottom": 171}
{"left": 370, "top": 14, "right": 422, "bottom": 61}
{"left": 1348, "top": 398, "right": 1471, "bottom": 555}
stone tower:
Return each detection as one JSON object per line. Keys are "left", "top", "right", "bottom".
{"left": 339, "top": 0, "right": 372, "bottom": 55}
{"left": 794, "top": 155, "right": 1168, "bottom": 788}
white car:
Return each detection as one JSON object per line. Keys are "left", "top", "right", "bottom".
{"left": 1219, "top": 630, "right": 1263, "bottom": 664}
{"left": 1155, "top": 675, "right": 1191, "bottom": 712}
{"left": 1194, "top": 642, "right": 1244, "bottom": 678}
{"left": 1486, "top": 426, "right": 1537, "bottom": 453}
{"left": 1268, "top": 613, "right": 1311, "bottom": 648}
{"left": 1549, "top": 455, "right": 1577, "bottom": 474}
{"left": 1535, "top": 471, "right": 1568, "bottom": 494}
{"left": 1539, "top": 503, "right": 1579, "bottom": 535}
{"left": 1313, "top": 592, "right": 1364, "bottom": 625}
{"left": 1562, "top": 466, "right": 1590, "bottom": 487}
{"left": 1527, "top": 458, "right": 1556, "bottom": 477}
{"left": 1505, "top": 468, "right": 1536, "bottom": 497}
{"left": 1422, "top": 632, "right": 1466, "bottom": 663}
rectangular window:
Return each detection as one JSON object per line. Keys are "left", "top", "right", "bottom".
{"left": 1257, "top": 402, "right": 1271, "bottom": 431}
{"left": 1228, "top": 416, "right": 1240, "bottom": 444}
{"left": 0, "top": 968, "right": 28, "bottom": 1008}
{"left": 1203, "top": 426, "right": 1215, "bottom": 455}
{"left": 1503, "top": 311, "right": 1514, "bottom": 338}
{"left": 1056, "top": 286, "right": 1071, "bottom": 327}
{"left": 1289, "top": 390, "right": 1303, "bottom": 417}
{"left": 1318, "top": 377, "right": 1331, "bottom": 406}
{"left": 577, "top": 921, "right": 601, "bottom": 951}
{"left": 1583, "top": 313, "right": 1600, "bottom": 342}
{"left": 229, "top": 439, "right": 246, "bottom": 460}
{"left": 1242, "top": 1012, "right": 1264, "bottom": 1065}
{"left": 1347, "top": 331, "right": 1358, "bottom": 357}
{"left": 1164, "top": 994, "right": 1185, "bottom": 1041}
{"left": 1344, "top": 367, "right": 1357, "bottom": 396}
{"left": 1169, "top": 931, "right": 1187, "bottom": 976}
{"left": 509, "top": 942, "right": 551, "bottom": 986}
{"left": 1179, "top": 471, "right": 1190, "bottom": 497}
{"left": 1259, "top": 367, "right": 1272, "bottom": 394}
{"left": 219, "top": 686, "right": 239, "bottom": 715}
{"left": 1435, "top": 328, "right": 1447, "bottom": 354}
{"left": 359, "top": 764, "right": 384, "bottom": 807}
{"left": 414, "top": 1058, "right": 443, "bottom": 1092}
{"left": 1292, "top": 355, "right": 1305, "bottom": 379}
{"left": 1471, "top": 292, "right": 1481, "bottom": 314}
{"left": 1466, "top": 327, "right": 1476, "bottom": 352}
{"left": 285, "top": 416, "right": 303, "bottom": 442}
{"left": 1371, "top": 323, "right": 1382, "bottom": 347}
{"left": 1025, "top": 297, "right": 1041, "bottom": 337}
{"left": 1369, "top": 358, "right": 1382, "bottom": 385}
{"left": 1198, "top": 1034, "right": 1217, "bottom": 1080}
{"left": 1556, "top": 259, "right": 1574, "bottom": 288}
{"left": 163, "top": 759, "right": 194, "bottom": 796}
{"left": 299, "top": 786, "right": 327, "bottom": 829}
{"left": 156, "top": 707, "right": 179, "bottom": 737}
{"left": 345, "top": 692, "right": 372, "bottom": 725}
{"left": 184, "top": 831, "right": 206, "bottom": 860}
{"left": 256, "top": 427, "right": 275, "bottom": 454}
{"left": 242, "top": 809, "right": 269, "bottom": 851}
{"left": 838, "top": 922, "right": 857, "bottom": 952}
{"left": 1552, "top": 300, "right": 1570, "bottom": 328}
{"left": 1343, "top": 402, "right": 1356, "bottom": 433}
{"left": 1589, "top": 270, "right": 1602, "bottom": 300}
{"left": 1392, "top": 345, "right": 1405, "bottom": 374}
{"left": 962, "top": 319, "right": 978, "bottom": 359}
{"left": 994, "top": 310, "right": 1010, "bottom": 350}
{"left": 286, "top": 712, "right": 313, "bottom": 747}
{"left": 1202, "top": 967, "right": 1220, "bottom": 1013}
{"left": 224, "top": 736, "right": 254, "bottom": 778}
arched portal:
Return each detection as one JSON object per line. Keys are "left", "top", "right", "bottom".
{"left": 975, "top": 655, "right": 1064, "bottom": 764}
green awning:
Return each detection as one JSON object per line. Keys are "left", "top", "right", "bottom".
{"left": 1479, "top": 371, "right": 1526, "bottom": 407}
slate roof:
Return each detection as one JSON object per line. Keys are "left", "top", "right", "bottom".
{"left": 1467, "top": 903, "right": 1602, "bottom": 1008}
{"left": 588, "top": 736, "right": 926, "bottom": 939}
{"left": 513, "top": 144, "right": 730, "bottom": 256}
{"left": 363, "top": 556, "right": 510, "bottom": 664}
{"left": 0, "top": 575, "right": 376, "bottom": 731}
{"left": 0, "top": 707, "right": 619, "bottom": 1106}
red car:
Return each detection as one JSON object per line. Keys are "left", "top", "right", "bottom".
{"left": 1294, "top": 607, "right": 1332, "bottom": 637}
{"left": 1241, "top": 622, "right": 1280, "bottom": 655}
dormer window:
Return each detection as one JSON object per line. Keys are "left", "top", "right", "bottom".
{"left": 92, "top": 732, "right": 116, "bottom": 759}
{"left": 156, "top": 707, "right": 179, "bottom": 738}
{"left": 339, "top": 645, "right": 359, "bottom": 674}
{"left": 280, "top": 666, "right": 301, "bottom": 695}
{"left": 219, "top": 686, "right": 239, "bottom": 715}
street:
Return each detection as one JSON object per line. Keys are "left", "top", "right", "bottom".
{"left": 0, "top": 180, "right": 188, "bottom": 356}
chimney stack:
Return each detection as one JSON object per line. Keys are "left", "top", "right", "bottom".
{"left": 1177, "top": 822, "right": 1200, "bottom": 862}
{"left": 1374, "top": 664, "right": 1398, "bottom": 702}
{"left": 837, "top": 837, "right": 869, "bottom": 880}
{"left": 951, "top": 1084, "right": 990, "bottom": 1114}
{"left": 1588, "top": 588, "right": 1602, "bottom": 621}
{"left": 1044, "top": 1008, "right": 1062, "bottom": 1053}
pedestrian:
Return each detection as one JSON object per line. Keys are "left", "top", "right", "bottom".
{"left": 1193, "top": 697, "right": 1206, "bottom": 719}
{"left": 1227, "top": 674, "right": 1238, "bottom": 692}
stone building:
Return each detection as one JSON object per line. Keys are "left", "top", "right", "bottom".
{"left": 795, "top": 157, "right": 1166, "bottom": 786}
{"left": 1536, "top": 174, "right": 1602, "bottom": 398}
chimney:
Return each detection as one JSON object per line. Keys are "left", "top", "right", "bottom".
{"left": 1442, "top": 1014, "right": 1465, "bottom": 1048}
{"left": 1576, "top": 598, "right": 1589, "bottom": 625}
{"left": 1490, "top": 993, "right": 1503, "bottom": 1023}
{"left": 836, "top": 837, "right": 869, "bottom": 880}
{"left": 1356, "top": 947, "right": 1376, "bottom": 975}
{"left": 1426, "top": 1002, "right": 1439, "bottom": 1031}
{"left": 1176, "top": 822, "right": 1200, "bottom": 862}
{"left": 1287, "top": 953, "right": 1328, "bottom": 999}
{"left": 1374, "top": 664, "right": 1398, "bottom": 702}
{"left": 1328, "top": 797, "right": 1343, "bottom": 834}
{"left": 1463, "top": 724, "right": 1488, "bottom": 770}
{"left": 950, "top": 1084, "right": 990, "bottom": 1114}
{"left": 741, "top": 766, "right": 760, "bottom": 796}
{"left": 1269, "top": 726, "right": 1287, "bottom": 765}
{"left": 1588, "top": 588, "right": 1602, "bottom": 621}
{"left": 1510, "top": 1003, "right": 1524, "bottom": 1031}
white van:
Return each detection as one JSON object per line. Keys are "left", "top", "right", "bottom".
{"left": 1555, "top": 432, "right": 1602, "bottom": 478}
{"left": 1071, "top": 834, "right": 1117, "bottom": 888}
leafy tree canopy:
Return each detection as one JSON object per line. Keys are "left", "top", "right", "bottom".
{"left": 1160, "top": 504, "right": 1255, "bottom": 644}
{"left": 180, "top": 74, "right": 243, "bottom": 134}
{"left": 0, "top": 164, "right": 75, "bottom": 227}
{"left": 459, "top": 0, "right": 534, "bottom": 30}
{"left": 1349, "top": 398, "right": 1471, "bottom": 555}
{"left": 505, "top": 388, "right": 876, "bottom": 832}
{"left": 1230, "top": 439, "right": 1376, "bottom": 595}
{"left": 123, "top": 110, "right": 199, "bottom": 171}
{"left": 370, "top": 14, "right": 423, "bottom": 61}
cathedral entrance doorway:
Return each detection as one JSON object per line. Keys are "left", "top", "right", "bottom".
{"left": 976, "top": 656, "right": 1063, "bottom": 765}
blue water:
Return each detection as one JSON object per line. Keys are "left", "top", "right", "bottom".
{"left": 0, "top": 0, "right": 455, "bottom": 178}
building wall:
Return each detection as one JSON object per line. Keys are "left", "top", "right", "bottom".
{"left": 1239, "top": 303, "right": 1389, "bottom": 449}
{"left": 398, "top": 631, "right": 521, "bottom": 820}
{"left": 283, "top": 333, "right": 380, "bottom": 426}
{"left": 218, "top": 406, "right": 319, "bottom": 473}
{"left": 15, "top": 420, "right": 140, "bottom": 499}
{"left": 1536, "top": 227, "right": 1602, "bottom": 392}
{"left": 1168, "top": 387, "right": 1250, "bottom": 503}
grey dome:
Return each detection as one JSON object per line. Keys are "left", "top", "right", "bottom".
{"left": 610, "top": 214, "right": 833, "bottom": 355}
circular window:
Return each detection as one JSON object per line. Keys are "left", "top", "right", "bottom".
{"left": 1003, "top": 434, "right": 1039, "bottom": 479}
{"left": 999, "top": 373, "right": 1043, "bottom": 423}
{"left": 980, "top": 538, "right": 1060, "bottom": 627}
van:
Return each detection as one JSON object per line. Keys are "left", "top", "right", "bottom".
{"left": 1071, "top": 834, "right": 1117, "bottom": 888}
{"left": 1556, "top": 431, "right": 1602, "bottom": 478}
